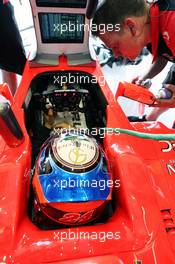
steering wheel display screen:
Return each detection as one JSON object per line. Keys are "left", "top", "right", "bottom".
{"left": 39, "top": 13, "right": 85, "bottom": 43}
{"left": 36, "top": 0, "right": 87, "bottom": 8}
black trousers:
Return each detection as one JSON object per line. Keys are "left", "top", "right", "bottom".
{"left": 0, "top": 2, "right": 26, "bottom": 75}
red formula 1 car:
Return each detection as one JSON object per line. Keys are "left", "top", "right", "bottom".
{"left": 1, "top": 1, "right": 175, "bottom": 263}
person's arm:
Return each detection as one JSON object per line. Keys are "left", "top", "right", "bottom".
{"left": 143, "top": 56, "right": 168, "bottom": 79}
{"left": 154, "top": 64, "right": 175, "bottom": 107}
{"left": 131, "top": 57, "right": 169, "bottom": 121}
{"left": 132, "top": 56, "right": 168, "bottom": 85}
{"left": 145, "top": 63, "right": 175, "bottom": 118}
{"left": 154, "top": 84, "right": 175, "bottom": 107}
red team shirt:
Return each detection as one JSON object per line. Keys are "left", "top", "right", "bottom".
{"left": 149, "top": 0, "right": 175, "bottom": 62}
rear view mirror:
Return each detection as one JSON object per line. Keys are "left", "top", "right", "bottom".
{"left": 0, "top": 83, "right": 14, "bottom": 104}
{"left": 0, "top": 84, "right": 23, "bottom": 147}
{"left": 115, "top": 82, "right": 156, "bottom": 105}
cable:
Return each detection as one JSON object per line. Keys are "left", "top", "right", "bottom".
{"left": 103, "top": 128, "right": 175, "bottom": 140}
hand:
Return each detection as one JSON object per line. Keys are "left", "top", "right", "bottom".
{"left": 132, "top": 77, "right": 152, "bottom": 88}
{"left": 155, "top": 84, "right": 175, "bottom": 107}
{"left": 131, "top": 76, "right": 144, "bottom": 85}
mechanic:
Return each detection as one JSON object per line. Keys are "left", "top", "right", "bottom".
{"left": 92, "top": 0, "right": 175, "bottom": 119}
{"left": 0, "top": 0, "right": 26, "bottom": 93}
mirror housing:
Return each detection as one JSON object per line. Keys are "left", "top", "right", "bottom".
{"left": 115, "top": 82, "right": 156, "bottom": 105}
{"left": 0, "top": 91, "right": 23, "bottom": 147}
{"left": 0, "top": 83, "right": 14, "bottom": 104}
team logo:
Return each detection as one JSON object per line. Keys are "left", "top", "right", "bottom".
{"left": 69, "top": 143, "right": 87, "bottom": 165}
{"left": 160, "top": 140, "right": 175, "bottom": 153}
{"left": 52, "top": 133, "right": 99, "bottom": 170}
